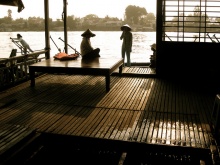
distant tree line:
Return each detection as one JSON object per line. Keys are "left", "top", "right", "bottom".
{"left": 1, "top": 5, "right": 219, "bottom": 32}
{"left": 166, "top": 5, "right": 220, "bottom": 32}
{"left": 0, "top": 5, "right": 156, "bottom": 32}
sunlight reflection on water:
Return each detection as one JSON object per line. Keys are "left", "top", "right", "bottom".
{"left": 1, "top": 31, "right": 156, "bottom": 62}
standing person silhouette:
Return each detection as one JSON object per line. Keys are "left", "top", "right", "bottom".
{"left": 17, "top": 33, "right": 34, "bottom": 53}
{"left": 80, "top": 29, "right": 100, "bottom": 59}
{"left": 120, "top": 24, "right": 133, "bottom": 67}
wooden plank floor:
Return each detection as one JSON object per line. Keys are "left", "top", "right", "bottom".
{"left": 121, "top": 66, "right": 156, "bottom": 76}
{"left": 0, "top": 66, "right": 217, "bottom": 163}
{"left": 0, "top": 124, "right": 36, "bottom": 155}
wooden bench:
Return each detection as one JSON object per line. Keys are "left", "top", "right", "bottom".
{"left": 29, "top": 57, "right": 124, "bottom": 92}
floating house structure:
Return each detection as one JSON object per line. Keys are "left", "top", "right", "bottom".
{"left": 0, "top": 0, "right": 220, "bottom": 164}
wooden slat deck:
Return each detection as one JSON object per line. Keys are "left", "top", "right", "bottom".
{"left": 0, "top": 124, "right": 38, "bottom": 164}
{"left": 121, "top": 66, "right": 156, "bottom": 75}
{"left": 0, "top": 66, "right": 217, "bottom": 163}
{"left": 0, "top": 124, "right": 35, "bottom": 154}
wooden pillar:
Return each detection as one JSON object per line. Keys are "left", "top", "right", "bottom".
{"left": 63, "top": 0, "right": 68, "bottom": 54}
{"left": 44, "top": 0, "right": 50, "bottom": 59}
{"left": 156, "top": 0, "right": 163, "bottom": 76}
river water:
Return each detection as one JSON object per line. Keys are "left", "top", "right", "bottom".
{"left": 0, "top": 31, "right": 156, "bottom": 63}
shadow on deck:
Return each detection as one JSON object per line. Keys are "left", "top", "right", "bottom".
{"left": 0, "top": 66, "right": 219, "bottom": 164}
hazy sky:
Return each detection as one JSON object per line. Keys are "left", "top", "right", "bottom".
{"left": 0, "top": 0, "right": 156, "bottom": 20}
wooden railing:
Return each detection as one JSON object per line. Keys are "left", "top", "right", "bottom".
{"left": 0, "top": 50, "right": 48, "bottom": 90}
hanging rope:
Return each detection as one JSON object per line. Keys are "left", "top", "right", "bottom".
{"left": 62, "top": 0, "right": 64, "bottom": 21}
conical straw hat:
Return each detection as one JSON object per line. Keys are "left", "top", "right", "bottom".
{"left": 120, "top": 24, "right": 132, "bottom": 31}
{"left": 81, "top": 29, "right": 96, "bottom": 37}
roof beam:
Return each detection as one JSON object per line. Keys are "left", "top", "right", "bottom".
{"left": 0, "top": 0, "right": 25, "bottom": 12}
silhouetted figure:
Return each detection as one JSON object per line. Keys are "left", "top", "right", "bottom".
{"left": 17, "top": 33, "right": 34, "bottom": 53}
{"left": 80, "top": 29, "right": 100, "bottom": 59}
{"left": 120, "top": 24, "right": 133, "bottom": 67}
{"left": 149, "top": 43, "right": 156, "bottom": 68}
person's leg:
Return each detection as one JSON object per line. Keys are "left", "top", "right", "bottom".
{"left": 26, "top": 45, "right": 34, "bottom": 52}
{"left": 93, "top": 48, "right": 100, "bottom": 57}
{"left": 82, "top": 52, "right": 92, "bottom": 59}
{"left": 121, "top": 47, "right": 126, "bottom": 67}
{"left": 23, "top": 47, "right": 27, "bottom": 54}
{"left": 126, "top": 50, "right": 131, "bottom": 67}
{"left": 82, "top": 48, "right": 100, "bottom": 59}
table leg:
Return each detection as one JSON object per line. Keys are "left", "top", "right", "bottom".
{"left": 29, "top": 68, "right": 35, "bottom": 87}
{"left": 106, "top": 75, "right": 110, "bottom": 92}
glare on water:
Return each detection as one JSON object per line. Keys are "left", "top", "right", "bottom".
{"left": 0, "top": 31, "right": 156, "bottom": 63}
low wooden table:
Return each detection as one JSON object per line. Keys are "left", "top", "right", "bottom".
{"left": 29, "top": 57, "right": 123, "bottom": 92}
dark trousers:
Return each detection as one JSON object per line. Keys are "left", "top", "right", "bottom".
{"left": 82, "top": 48, "right": 100, "bottom": 59}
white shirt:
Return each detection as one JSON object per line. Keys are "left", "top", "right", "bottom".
{"left": 18, "top": 37, "right": 29, "bottom": 47}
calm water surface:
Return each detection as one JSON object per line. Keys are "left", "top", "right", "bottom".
{"left": 0, "top": 31, "right": 156, "bottom": 63}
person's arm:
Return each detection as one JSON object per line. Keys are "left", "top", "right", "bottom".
{"left": 120, "top": 31, "right": 124, "bottom": 40}
{"left": 10, "top": 37, "right": 19, "bottom": 41}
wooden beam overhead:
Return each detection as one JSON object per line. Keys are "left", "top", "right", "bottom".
{"left": 0, "top": 0, "right": 25, "bottom": 12}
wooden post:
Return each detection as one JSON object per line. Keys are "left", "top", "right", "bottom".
{"left": 63, "top": 0, "right": 68, "bottom": 54}
{"left": 44, "top": 0, "right": 50, "bottom": 59}
{"left": 156, "top": 0, "right": 162, "bottom": 76}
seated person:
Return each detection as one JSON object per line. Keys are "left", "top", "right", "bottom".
{"left": 149, "top": 43, "right": 156, "bottom": 68}
{"left": 80, "top": 29, "right": 100, "bottom": 59}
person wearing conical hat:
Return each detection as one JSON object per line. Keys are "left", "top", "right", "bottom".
{"left": 80, "top": 29, "right": 100, "bottom": 59}
{"left": 120, "top": 24, "right": 133, "bottom": 67}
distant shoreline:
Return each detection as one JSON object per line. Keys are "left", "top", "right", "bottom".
{"left": 0, "top": 23, "right": 156, "bottom": 33}
{"left": 3, "top": 29, "right": 219, "bottom": 32}
{"left": 0, "top": 29, "right": 156, "bottom": 32}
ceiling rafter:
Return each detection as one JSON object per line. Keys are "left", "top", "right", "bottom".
{"left": 0, "top": 0, "right": 25, "bottom": 12}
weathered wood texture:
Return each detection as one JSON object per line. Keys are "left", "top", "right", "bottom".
{"left": 0, "top": 67, "right": 217, "bottom": 163}
{"left": 0, "top": 124, "right": 37, "bottom": 163}
{"left": 0, "top": 67, "right": 216, "bottom": 165}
